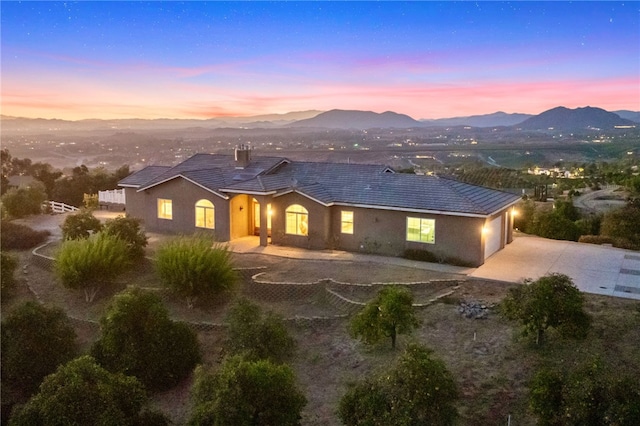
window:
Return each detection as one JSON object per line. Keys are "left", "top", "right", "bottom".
{"left": 157, "top": 199, "right": 172, "bottom": 220}
{"left": 285, "top": 204, "right": 308, "bottom": 236}
{"left": 406, "top": 217, "right": 435, "bottom": 244}
{"left": 341, "top": 211, "right": 354, "bottom": 234}
{"left": 195, "top": 199, "right": 215, "bottom": 229}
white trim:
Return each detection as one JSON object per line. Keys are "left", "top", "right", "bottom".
{"left": 273, "top": 189, "right": 331, "bottom": 207}
{"left": 221, "top": 188, "right": 278, "bottom": 196}
{"left": 118, "top": 183, "right": 139, "bottom": 188}
{"left": 137, "top": 175, "right": 229, "bottom": 200}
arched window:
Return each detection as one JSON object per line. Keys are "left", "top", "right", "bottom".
{"left": 285, "top": 204, "right": 308, "bottom": 236}
{"left": 195, "top": 199, "right": 215, "bottom": 229}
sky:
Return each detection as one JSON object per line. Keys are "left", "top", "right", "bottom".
{"left": 1, "top": 1, "right": 639, "bottom": 121}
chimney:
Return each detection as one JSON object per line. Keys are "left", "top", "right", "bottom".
{"left": 234, "top": 144, "right": 251, "bottom": 169}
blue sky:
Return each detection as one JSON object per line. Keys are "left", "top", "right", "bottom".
{"left": 2, "top": 1, "right": 639, "bottom": 120}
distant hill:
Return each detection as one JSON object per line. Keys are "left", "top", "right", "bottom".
{"left": 517, "top": 106, "right": 637, "bottom": 131}
{"left": 421, "top": 111, "right": 533, "bottom": 128}
{"left": 288, "top": 109, "right": 422, "bottom": 129}
{"left": 614, "top": 110, "right": 640, "bottom": 123}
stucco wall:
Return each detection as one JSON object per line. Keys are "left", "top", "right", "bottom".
{"left": 127, "top": 178, "right": 230, "bottom": 240}
{"left": 270, "top": 191, "right": 488, "bottom": 266}
{"left": 270, "top": 192, "right": 331, "bottom": 250}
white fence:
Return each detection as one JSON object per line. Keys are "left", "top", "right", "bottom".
{"left": 47, "top": 201, "right": 79, "bottom": 213}
{"left": 98, "top": 189, "right": 126, "bottom": 205}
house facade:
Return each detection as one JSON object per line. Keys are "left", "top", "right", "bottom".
{"left": 119, "top": 147, "right": 520, "bottom": 266}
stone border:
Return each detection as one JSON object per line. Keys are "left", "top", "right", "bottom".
{"left": 28, "top": 242, "right": 462, "bottom": 329}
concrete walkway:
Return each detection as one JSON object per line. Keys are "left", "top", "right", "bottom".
{"left": 231, "top": 235, "right": 640, "bottom": 301}
{"left": 228, "top": 236, "right": 474, "bottom": 275}
{"left": 471, "top": 233, "right": 640, "bottom": 300}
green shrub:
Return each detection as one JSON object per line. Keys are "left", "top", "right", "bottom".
{"left": 61, "top": 209, "right": 103, "bottom": 240}
{"left": 1, "top": 252, "right": 18, "bottom": 299}
{"left": 225, "top": 298, "right": 296, "bottom": 363}
{"left": 338, "top": 344, "right": 458, "bottom": 426}
{"left": 578, "top": 235, "right": 615, "bottom": 246}
{"left": 189, "top": 357, "right": 306, "bottom": 426}
{"left": 403, "top": 248, "right": 439, "bottom": 263}
{"left": 0, "top": 221, "right": 50, "bottom": 250}
{"left": 91, "top": 288, "right": 201, "bottom": 391}
{"left": 102, "top": 215, "right": 147, "bottom": 260}
{"left": 155, "top": 235, "right": 236, "bottom": 308}
{"left": 0, "top": 183, "right": 46, "bottom": 219}
{"left": 8, "top": 356, "right": 165, "bottom": 426}
{"left": 55, "top": 232, "right": 131, "bottom": 303}
{"left": 1, "top": 302, "right": 78, "bottom": 404}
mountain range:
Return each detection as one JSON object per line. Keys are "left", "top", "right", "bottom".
{"left": 1, "top": 106, "right": 637, "bottom": 133}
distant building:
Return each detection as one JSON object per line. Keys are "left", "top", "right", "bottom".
{"left": 119, "top": 146, "right": 520, "bottom": 266}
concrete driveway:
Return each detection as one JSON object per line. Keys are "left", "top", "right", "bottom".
{"left": 471, "top": 233, "right": 640, "bottom": 300}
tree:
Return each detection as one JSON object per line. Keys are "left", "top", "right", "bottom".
{"left": 61, "top": 209, "right": 103, "bottom": 240}
{"left": 1, "top": 252, "right": 18, "bottom": 299}
{"left": 350, "top": 286, "right": 420, "bottom": 349}
{"left": 0, "top": 182, "right": 46, "bottom": 218}
{"left": 102, "top": 215, "right": 148, "bottom": 260}
{"left": 600, "top": 201, "right": 640, "bottom": 249}
{"left": 55, "top": 232, "right": 131, "bottom": 302}
{"left": 188, "top": 356, "right": 306, "bottom": 426}
{"left": 530, "top": 360, "right": 640, "bottom": 426}
{"left": 155, "top": 235, "right": 236, "bottom": 308}
{"left": 1, "top": 302, "right": 78, "bottom": 407}
{"left": 338, "top": 344, "right": 459, "bottom": 426}
{"left": 532, "top": 211, "right": 581, "bottom": 241}
{"left": 225, "top": 298, "right": 296, "bottom": 363}
{"left": 501, "top": 273, "right": 591, "bottom": 345}
{"left": 91, "top": 288, "right": 201, "bottom": 391}
{"left": 8, "top": 356, "right": 166, "bottom": 426}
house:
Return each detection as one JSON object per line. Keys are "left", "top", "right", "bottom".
{"left": 119, "top": 146, "right": 521, "bottom": 266}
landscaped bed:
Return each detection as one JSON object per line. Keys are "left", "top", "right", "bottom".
{"left": 5, "top": 237, "right": 640, "bottom": 426}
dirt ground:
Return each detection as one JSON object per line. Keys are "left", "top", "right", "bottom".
{"left": 5, "top": 234, "right": 640, "bottom": 425}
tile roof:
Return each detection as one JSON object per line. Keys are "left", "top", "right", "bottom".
{"left": 118, "top": 165, "right": 171, "bottom": 187}
{"left": 120, "top": 153, "right": 520, "bottom": 217}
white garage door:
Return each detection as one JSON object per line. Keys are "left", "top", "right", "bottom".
{"left": 484, "top": 215, "right": 503, "bottom": 260}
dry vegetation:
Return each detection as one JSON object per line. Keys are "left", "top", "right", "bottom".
{"left": 4, "top": 241, "right": 640, "bottom": 425}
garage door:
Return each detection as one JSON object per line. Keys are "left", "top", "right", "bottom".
{"left": 484, "top": 215, "right": 503, "bottom": 260}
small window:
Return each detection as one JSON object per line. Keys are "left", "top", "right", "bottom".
{"left": 158, "top": 199, "right": 172, "bottom": 220}
{"left": 195, "top": 199, "right": 215, "bottom": 229}
{"left": 406, "top": 217, "right": 435, "bottom": 244}
{"left": 285, "top": 204, "right": 308, "bottom": 236}
{"left": 341, "top": 211, "right": 354, "bottom": 234}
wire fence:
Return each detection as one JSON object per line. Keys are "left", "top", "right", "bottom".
{"left": 30, "top": 242, "right": 462, "bottom": 330}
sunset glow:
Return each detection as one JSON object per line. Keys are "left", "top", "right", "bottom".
{"left": 1, "top": 1, "right": 638, "bottom": 120}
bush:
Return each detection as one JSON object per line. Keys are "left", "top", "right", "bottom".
{"left": 532, "top": 211, "right": 581, "bottom": 241}
{"left": 338, "top": 344, "right": 458, "bottom": 426}
{"left": 102, "top": 215, "right": 148, "bottom": 260}
{"left": 55, "top": 232, "right": 131, "bottom": 303}
{"left": 61, "top": 209, "right": 103, "bottom": 240}
{"left": 1, "top": 252, "right": 18, "bottom": 299}
{"left": 403, "top": 248, "right": 439, "bottom": 263}
{"left": 155, "top": 235, "right": 236, "bottom": 308}
{"left": 91, "top": 288, "right": 201, "bottom": 391}
{"left": 0, "top": 183, "right": 46, "bottom": 218}
{"left": 350, "top": 286, "right": 420, "bottom": 349}
{"left": 578, "top": 235, "right": 616, "bottom": 246}
{"left": 1, "top": 302, "right": 78, "bottom": 406}
{"left": 600, "top": 203, "right": 640, "bottom": 249}
{"left": 501, "top": 273, "right": 591, "bottom": 345}
{"left": 8, "top": 356, "right": 166, "bottom": 426}
{"left": 0, "top": 222, "right": 50, "bottom": 250}
{"left": 189, "top": 357, "right": 306, "bottom": 426}
{"left": 225, "top": 298, "right": 296, "bottom": 364}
